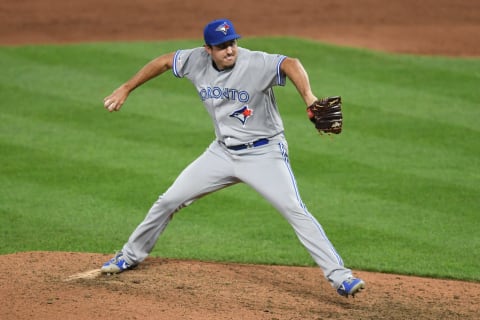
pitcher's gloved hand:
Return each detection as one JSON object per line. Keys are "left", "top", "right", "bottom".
{"left": 306, "top": 96, "right": 343, "bottom": 134}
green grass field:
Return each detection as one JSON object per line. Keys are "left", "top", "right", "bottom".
{"left": 1, "top": 38, "right": 478, "bottom": 281}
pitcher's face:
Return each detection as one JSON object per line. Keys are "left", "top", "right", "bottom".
{"left": 205, "top": 40, "right": 238, "bottom": 70}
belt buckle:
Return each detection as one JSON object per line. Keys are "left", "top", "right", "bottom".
{"left": 246, "top": 142, "right": 254, "bottom": 149}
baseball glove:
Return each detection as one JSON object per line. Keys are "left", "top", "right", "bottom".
{"left": 306, "top": 96, "right": 343, "bottom": 134}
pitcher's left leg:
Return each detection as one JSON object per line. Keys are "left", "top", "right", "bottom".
{"left": 237, "top": 142, "right": 355, "bottom": 289}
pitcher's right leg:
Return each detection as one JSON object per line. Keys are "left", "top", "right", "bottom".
{"left": 102, "top": 142, "right": 238, "bottom": 273}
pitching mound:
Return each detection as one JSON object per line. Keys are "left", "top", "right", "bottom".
{"left": 1, "top": 252, "right": 479, "bottom": 319}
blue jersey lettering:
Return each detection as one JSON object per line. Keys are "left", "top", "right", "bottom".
{"left": 198, "top": 86, "right": 249, "bottom": 103}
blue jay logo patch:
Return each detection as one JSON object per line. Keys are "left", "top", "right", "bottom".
{"left": 215, "top": 22, "right": 230, "bottom": 35}
{"left": 230, "top": 105, "right": 253, "bottom": 126}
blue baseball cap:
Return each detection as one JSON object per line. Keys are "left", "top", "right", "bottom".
{"left": 203, "top": 19, "right": 241, "bottom": 46}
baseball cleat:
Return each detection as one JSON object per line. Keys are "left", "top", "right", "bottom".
{"left": 101, "top": 251, "right": 137, "bottom": 274}
{"left": 337, "top": 277, "right": 365, "bottom": 298}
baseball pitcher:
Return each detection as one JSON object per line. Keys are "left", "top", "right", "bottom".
{"left": 101, "top": 18, "right": 364, "bottom": 298}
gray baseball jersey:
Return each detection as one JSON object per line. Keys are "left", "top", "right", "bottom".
{"left": 120, "top": 46, "right": 354, "bottom": 289}
{"left": 172, "top": 47, "right": 286, "bottom": 146}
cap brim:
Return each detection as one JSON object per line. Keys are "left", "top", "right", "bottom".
{"left": 208, "top": 34, "right": 241, "bottom": 46}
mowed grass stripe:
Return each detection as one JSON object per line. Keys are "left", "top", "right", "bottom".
{"left": 1, "top": 38, "right": 478, "bottom": 280}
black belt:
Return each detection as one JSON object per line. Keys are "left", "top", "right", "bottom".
{"left": 226, "top": 138, "right": 269, "bottom": 151}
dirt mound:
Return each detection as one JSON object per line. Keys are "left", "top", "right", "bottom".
{"left": 1, "top": 0, "right": 479, "bottom": 319}
{"left": 1, "top": 252, "right": 479, "bottom": 320}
